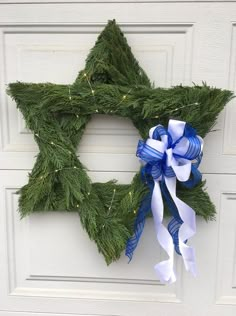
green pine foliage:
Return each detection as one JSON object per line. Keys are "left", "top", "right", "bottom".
{"left": 7, "top": 20, "right": 233, "bottom": 264}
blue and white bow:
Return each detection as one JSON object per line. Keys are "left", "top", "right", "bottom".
{"left": 126, "top": 119, "right": 203, "bottom": 284}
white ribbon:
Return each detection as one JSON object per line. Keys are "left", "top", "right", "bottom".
{"left": 145, "top": 119, "right": 203, "bottom": 283}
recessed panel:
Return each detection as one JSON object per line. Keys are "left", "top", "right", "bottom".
{"left": 1, "top": 25, "right": 193, "bottom": 154}
{"left": 215, "top": 192, "right": 236, "bottom": 304}
{"left": 3, "top": 171, "right": 181, "bottom": 302}
{"left": 223, "top": 24, "right": 236, "bottom": 155}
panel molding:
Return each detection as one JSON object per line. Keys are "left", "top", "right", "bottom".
{"left": 0, "top": 0, "right": 234, "bottom": 3}
{"left": 4, "top": 185, "right": 182, "bottom": 303}
{"left": 215, "top": 192, "right": 236, "bottom": 305}
{"left": 0, "top": 313, "right": 110, "bottom": 316}
{"left": 223, "top": 22, "right": 236, "bottom": 155}
{"left": 26, "top": 274, "right": 160, "bottom": 286}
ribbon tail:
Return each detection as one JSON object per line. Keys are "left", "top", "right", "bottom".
{"left": 125, "top": 192, "right": 152, "bottom": 261}
{"left": 165, "top": 176, "right": 197, "bottom": 277}
{"left": 160, "top": 181, "right": 183, "bottom": 255}
{"left": 152, "top": 180, "right": 176, "bottom": 284}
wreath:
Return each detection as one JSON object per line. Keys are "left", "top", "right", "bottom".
{"left": 8, "top": 20, "right": 233, "bottom": 282}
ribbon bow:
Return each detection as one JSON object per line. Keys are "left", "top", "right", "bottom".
{"left": 126, "top": 119, "right": 203, "bottom": 284}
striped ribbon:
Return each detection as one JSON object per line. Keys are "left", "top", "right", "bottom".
{"left": 126, "top": 119, "right": 203, "bottom": 283}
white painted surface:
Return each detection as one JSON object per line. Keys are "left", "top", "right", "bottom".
{"left": 0, "top": 2, "right": 236, "bottom": 315}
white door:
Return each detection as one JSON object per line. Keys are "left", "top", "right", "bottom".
{"left": 0, "top": 1, "right": 236, "bottom": 315}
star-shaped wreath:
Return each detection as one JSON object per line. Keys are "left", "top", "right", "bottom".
{"left": 8, "top": 20, "right": 233, "bottom": 266}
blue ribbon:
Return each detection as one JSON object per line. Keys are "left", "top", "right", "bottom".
{"left": 126, "top": 122, "right": 202, "bottom": 261}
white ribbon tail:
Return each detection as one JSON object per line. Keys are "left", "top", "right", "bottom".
{"left": 152, "top": 180, "right": 176, "bottom": 283}
{"left": 165, "top": 176, "right": 197, "bottom": 277}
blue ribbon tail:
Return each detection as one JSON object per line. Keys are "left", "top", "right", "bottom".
{"left": 168, "top": 162, "right": 201, "bottom": 254}
{"left": 160, "top": 181, "right": 185, "bottom": 255}
{"left": 125, "top": 190, "right": 152, "bottom": 262}
{"left": 167, "top": 217, "right": 183, "bottom": 255}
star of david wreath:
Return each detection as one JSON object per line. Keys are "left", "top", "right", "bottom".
{"left": 8, "top": 20, "right": 233, "bottom": 283}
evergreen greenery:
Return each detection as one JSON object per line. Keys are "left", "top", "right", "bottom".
{"left": 8, "top": 20, "right": 233, "bottom": 264}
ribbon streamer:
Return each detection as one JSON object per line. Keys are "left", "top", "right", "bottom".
{"left": 126, "top": 119, "right": 203, "bottom": 284}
